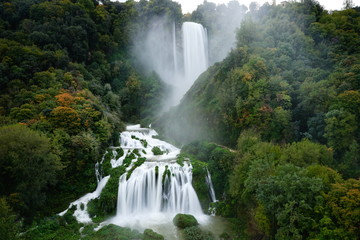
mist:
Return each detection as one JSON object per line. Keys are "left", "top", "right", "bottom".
{"left": 191, "top": 0, "right": 248, "bottom": 64}
{"left": 132, "top": 16, "right": 209, "bottom": 110}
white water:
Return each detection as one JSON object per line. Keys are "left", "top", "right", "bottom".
{"left": 206, "top": 168, "right": 217, "bottom": 203}
{"left": 108, "top": 125, "right": 207, "bottom": 235}
{"left": 182, "top": 22, "right": 208, "bottom": 86}
{"left": 135, "top": 20, "right": 208, "bottom": 108}
{"left": 59, "top": 176, "right": 110, "bottom": 223}
{"left": 167, "top": 22, "right": 209, "bottom": 107}
{"left": 173, "top": 22, "right": 178, "bottom": 73}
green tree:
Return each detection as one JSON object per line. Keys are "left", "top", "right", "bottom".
{"left": 280, "top": 139, "right": 333, "bottom": 167}
{"left": 256, "top": 164, "right": 323, "bottom": 239}
{"left": 0, "top": 124, "right": 62, "bottom": 220}
{"left": 316, "top": 179, "right": 360, "bottom": 239}
{"left": 324, "top": 109, "right": 357, "bottom": 152}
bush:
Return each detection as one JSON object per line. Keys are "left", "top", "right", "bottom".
{"left": 173, "top": 214, "right": 199, "bottom": 229}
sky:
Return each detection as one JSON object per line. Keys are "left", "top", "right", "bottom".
{"left": 175, "top": 0, "right": 360, "bottom": 13}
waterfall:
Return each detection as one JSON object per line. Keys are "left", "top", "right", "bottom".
{"left": 110, "top": 125, "right": 205, "bottom": 231}
{"left": 205, "top": 168, "right": 217, "bottom": 203}
{"left": 173, "top": 22, "right": 178, "bottom": 73}
{"left": 59, "top": 124, "right": 217, "bottom": 238}
{"left": 135, "top": 20, "right": 208, "bottom": 107}
{"left": 116, "top": 162, "right": 203, "bottom": 216}
{"left": 182, "top": 22, "right": 208, "bottom": 85}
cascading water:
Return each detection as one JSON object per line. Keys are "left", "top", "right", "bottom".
{"left": 59, "top": 125, "right": 220, "bottom": 239}
{"left": 182, "top": 22, "right": 208, "bottom": 85}
{"left": 138, "top": 21, "right": 208, "bottom": 108}
{"left": 107, "top": 125, "right": 206, "bottom": 238}
{"left": 116, "top": 163, "right": 203, "bottom": 216}
{"left": 167, "top": 22, "right": 209, "bottom": 107}
{"left": 205, "top": 168, "right": 217, "bottom": 203}
{"left": 173, "top": 22, "right": 178, "bottom": 73}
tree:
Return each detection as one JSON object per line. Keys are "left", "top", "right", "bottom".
{"left": 50, "top": 106, "right": 81, "bottom": 133}
{"left": 0, "top": 198, "right": 21, "bottom": 240}
{"left": 0, "top": 124, "right": 62, "bottom": 220}
{"left": 256, "top": 164, "right": 323, "bottom": 239}
{"left": 324, "top": 109, "right": 357, "bottom": 152}
{"left": 316, "top": 179, "right": 360, "bottom": 239}
{"left": 280, "top": 139, "right": 333, "bottom": 167}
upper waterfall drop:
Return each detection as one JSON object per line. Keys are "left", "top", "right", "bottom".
{"left": 182, "top": 22, "right": 209, "bottom": 86}
{"left": 134, "top": 20, "right": 209, "bottom": 107}
{"left": 167, "top": 21, "right": 209, "bottom": 107}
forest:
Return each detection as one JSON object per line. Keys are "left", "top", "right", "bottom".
{"left": 0, "top": 0, "right": 359, "bottom": 240}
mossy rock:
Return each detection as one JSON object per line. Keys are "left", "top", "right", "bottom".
{"left": 143, "top": 229, "right": 164, "bottom": 240}
{"left": 173, "top": 214, "right": 199, "bottom": 229}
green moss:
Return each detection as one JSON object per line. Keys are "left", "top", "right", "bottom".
{"left": 102, "top": 158, "right": 112, "bottom": 176}
{"left": 162, "top": 165, "right": 171, "bottom": 185}
{"left": 140, "top": 139, "right": 148, "bottom": 148}
{"left": 95, "top": 166, "right": 126, "bottom": 216}
{"left": 190, "top": 158, "right": 210, "bottom": 211}
{"left": 126, "top": 157, "right": 146, "bottom": 180}
{"left": 143, "top": 229, "right": 164, "bottom": 240}
{"left": 131, "top": 135, "right": 140, "bottom": 140}
{"left": 176, "top": 154, "right": 185, "bottom": 167}
{"left": 133, "top": 148, "right": 140, "bottom": 156}
{"left": 122, "top": 152, "right": 137, "bottom": 168}
{"left": 104, "top": 149, "right": 114, "bottom": 162}
{"left": 152, "top": 146, "right": 163, "bottom": 155}
{"left": 173, "top": 214, "right": 199, "bottom": 229}
{"left": 115, "top": 148, "right": 124, "bottom": 158}
{"left": 122, "top": 157, "right": 132, "bottom": 168}
{"left": 155, "top": 166, "right": 159, "bottom": 180}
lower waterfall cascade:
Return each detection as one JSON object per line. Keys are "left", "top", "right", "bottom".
{"left": 109, "top": 124, "right": 206, "bottom": 231}
{"left": 60, "top": 124, "right": 215, "bottom": 239}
